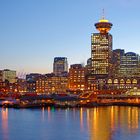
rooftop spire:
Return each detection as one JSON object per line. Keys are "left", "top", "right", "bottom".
{"left": 102, "top": 8, "right": 105, "bottom": 19}
{"left": 99, "top": 9, "right": 109, "bottom": 23}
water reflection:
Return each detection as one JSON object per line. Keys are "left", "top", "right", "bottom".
{"left": 84, "top": 106, "right": 140, "bottom": 140}
{"left": 42, "top": 107, "right": 45, "bottom": 121}
{"left": 47, "top": 106, "right": 51, "bottom": 122}
{"left": 0, "top": 106, "right": 139, "bottom": 140}
{"left": 86, "top": 109, "right": 90, "bottom": 131}
{"left": 127, "top": 107, "right": 139, "bottom": 130}
{"left": 80, "top": 108, "right": 84, "bottom": 131}
{"left": 41, "top": 107, "right": 52, "bottom": 122}
{"left": 1, "top": 108, "right": 9, "bottom": 140}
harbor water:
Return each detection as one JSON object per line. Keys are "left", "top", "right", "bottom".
{"left": 0, "top": 106, "right": 140, "bottom": 140}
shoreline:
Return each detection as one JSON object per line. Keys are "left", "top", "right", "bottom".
{"left": 1, "top": 102, "right": 140, "bottom": 109}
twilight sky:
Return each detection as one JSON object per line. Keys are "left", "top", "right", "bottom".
{"left": 0, "top": 0, "right": 140, "bottom": 75}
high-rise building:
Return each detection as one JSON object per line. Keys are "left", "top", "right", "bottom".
{"left": 86, "top": 15, "right": 113, "bottom": 91}
{"left": 112, "top": 49, "right": 125, "bottom": 76}
{"left": 119, "top": 52, "right": 140, "bottom": 77}
{"left": 53, "top": 57, "right": 68, "bottom": 76}
{"left": 91, "top": 16, "right": 113, "bottom": 78}
{"left": 105, "top": 51, "right": 140, "bottom": 90}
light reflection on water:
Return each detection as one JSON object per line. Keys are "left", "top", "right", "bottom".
{"left": 0, "top": 106, "right": 140, "bottom": 140}
{"left": 88, "top": 106, "right": 140, "bottom": 140}
{"left": 1, "top": 108, "right": 9, "bottom": 140}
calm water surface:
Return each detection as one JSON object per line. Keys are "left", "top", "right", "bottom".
{"left": 0, "top": 106, "right": 140, "bottom": 140}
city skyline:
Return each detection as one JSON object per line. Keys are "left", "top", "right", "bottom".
{"left": 1, "top": 0, "right": 140, "bottom": 74}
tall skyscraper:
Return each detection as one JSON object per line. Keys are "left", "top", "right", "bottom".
{"left": 53, "top": 57, "right": 68, "bottom": 76}
{"left": 86, "top": 14, "right": 113, "bottom": 91}
{"left": 91, "top": 15, "right": 113, "bottom": 78}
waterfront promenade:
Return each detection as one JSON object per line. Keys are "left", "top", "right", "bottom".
{"left": 1, "top": 92, "right": 140, "bottom": 108}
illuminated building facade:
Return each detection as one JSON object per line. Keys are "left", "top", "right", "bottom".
{"left": 103, "top": 51, "right": 140, "bottom": 90}
{"left": 85, "top": 58, "right": 95, "bottom": 91}
{"left": 34, "top": 73, "right": 68, "bottom": 94}
{"left": 68, "top": 64, "right": 86, "bottom": 93}
{"left": 36, "top": 75, "right": 47, "bottom": 93}
{"left": 26, "top": 73, "right": 41, "bottom": 93}
{"left": 27, "top": 80, "right": 36, "bottom": 92}
{"left": 106, "top": 77, "right": 139, "bottom": 90}
{"left": 16, "top": 78, "right": 27, "bottom": 93}
{"left": 53, "top": 57, "right": 68, "bottom": 76}
{"left": 45, "top": 74, "right": 68, "bottom": 93}
{"left": 86, "top": 15, "right": 113, "bottom": 91}
{"left": 119, "top": 52, "right": 140, "bottom": 77}
{"left": 0, "top": 82, "right": 6, "bottom": 93}
{"left": 91, "top": 17, "right": 113, "bottom": 77}
{"left": 2, "top": 69, "right": 16, "bottom": 83}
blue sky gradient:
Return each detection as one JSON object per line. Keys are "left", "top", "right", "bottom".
{"left": 0, "top": 0, "right": 140, "bottom": 74}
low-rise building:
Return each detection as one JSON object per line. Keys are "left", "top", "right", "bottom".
{"left": 36, "top": 75, "right": 47, "bottom": 93}
{"left": 68, "top": 64, "right": 86, "bottom": 93}
{"left": 16, "top": 78, "right": 27, "bottom": 93}
{"left": 2, "top": 69, "right": 16, "bottom": 83}
{"left": 46, "top": 74, "right": 68, "bottom": 94}
{"left": 27, "top": 80, "right": 36, "bottom": 93}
